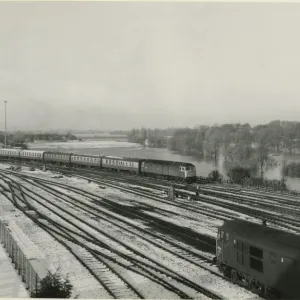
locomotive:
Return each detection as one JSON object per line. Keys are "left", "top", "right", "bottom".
{"left": 0, "top": 149, "right": 197, "bottom": 182}
{"left": 216, "top": 219, "right": 300, "bottom": 299}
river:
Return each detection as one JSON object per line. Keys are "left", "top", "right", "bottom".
{"left": 28, "top": 140, "right": 300, "bottom": 192}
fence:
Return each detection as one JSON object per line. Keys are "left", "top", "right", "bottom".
{"left": 0, "top": 218, "right": 48, "bottom": 295}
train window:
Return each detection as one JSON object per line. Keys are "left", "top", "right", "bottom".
{"left": 220, "top": 231, "right": 224, "bottom": 239}
{"left": 250, "top": 246, "right": 263, "bottom": 259}
{"left": 269, "top": 252, "right": 276, "bottom": 263}
{"left": 250, "top": 257, "right": 263, "bottom": 273}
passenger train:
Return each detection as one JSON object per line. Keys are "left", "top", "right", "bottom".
{"left": 0, "top": 149, "right": 197, "bottom": 182}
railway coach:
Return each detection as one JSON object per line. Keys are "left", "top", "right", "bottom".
{"left": 0, "top": 148, "right": 20, "bottom": 160}
{"left": 44, "top": 152, "right": 71, "bottom": 166}
{"left": 20, "top": 150, "right": 44, "bottom": 161}
{"left": 140, "top": 159, "right": 196, "bottom": 182}
{"left": 70, "top": 153, "right": 101, "bottom": 168}
{"left": 216, "top": 219, "right": 300, "bottom": 299}
{"left": 101, "top": 156, "right": 140, "bottom": 174}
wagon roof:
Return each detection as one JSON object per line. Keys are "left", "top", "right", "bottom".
{"left": 141, "top": 159, "right": 195, "bottom": 167}
{"left": 20, "top": 150, "right": 45, "bottom": 154}
{"left": 71, "top": 153, "right": 101, "bottom": 158}
{"left": 0, "top": 148, "right": 19, "bottom": 151}
{"left": 44, "top": 151, "right": 71, "bottom": 155}
{"left": 102, "top": 156, "right": 141, "bottom": 162}
{"left": 221, "top": 220, "right": 300, "bottom": 255}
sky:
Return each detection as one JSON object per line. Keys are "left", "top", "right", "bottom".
{"left": 1, "top": 2, "right": 300, "bottom": 131}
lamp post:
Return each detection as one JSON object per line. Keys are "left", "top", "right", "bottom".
{"left": 4, "top": 101, "right": 7, "bottom": 148}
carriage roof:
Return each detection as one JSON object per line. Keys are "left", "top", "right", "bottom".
{"left": 141, "top": 159, "right": 195, "bottom": 167}
{"left": 44, "top": 151, "right": 71, "bottom": 155}
{"left": 102, "top": 156, "right": 141, "bottom": 162}
{"left": 71, "top": 153, "right": 101, "bottom": 158}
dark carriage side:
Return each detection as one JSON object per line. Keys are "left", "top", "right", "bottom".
{"left": 216, "top": 219, "right": 300, "bottom": 299}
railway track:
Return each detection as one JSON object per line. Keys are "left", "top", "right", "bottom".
{"left": 0, "top": 172, "right": 230, "bottom": 299}
{"left": 3, "top": 165, "right": 300, "bottom": 236}
{"left": 54, "top": 170, "right": 300, "bottom": 234}
{"left": 2, "top": 166, "right": 300, "bottom": 235}
{"left": 2, "top": 170, "right": 218, "bottom": 252}
{"left": 3, "top": 181, "right": 188, "bottom": 299}
{"left": 197, "top": 184, "right": 300, "bottom": 211}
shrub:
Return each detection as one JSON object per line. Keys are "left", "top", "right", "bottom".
{"left": 208, "top": 170, "right": 223, "bottom": 183}
{"left": 227, "top": 166, "right": 251, "bottom": 184}
{"left": 31, "top": 271, "right": 73, "bottom": 298}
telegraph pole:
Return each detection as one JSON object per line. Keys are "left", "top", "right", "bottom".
{"left": 4, "top": 101, "right": 7, "bottom": 148}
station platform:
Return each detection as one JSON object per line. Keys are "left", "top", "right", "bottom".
{"left": 0, "top": 242, "right": 28, "bottom": 298}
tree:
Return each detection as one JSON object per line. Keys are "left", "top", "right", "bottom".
{"left": 267, "top": 120, "right": 283, "bottom": 152}
{"left": 227, "top": 166, "right": 251, "bottom": 184}
{"left": 206, "top": 126, "right": 222, "bottom": 165}
{"left": 253, "top": 128, "right": 277, "bottom": 180}
{"left": 208, "top": 170, "right": 223, "bottom": 183}
{"left": 194, "top": 131, "right": 204, "bottom": 155}
{"left": 31, "top": 271, "right": 73, "bottom": 298}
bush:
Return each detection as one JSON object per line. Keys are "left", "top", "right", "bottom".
{"left": 31, "top": 271, "right": 73, "bottom": 298}
{"left": 227, "top": 166, "right": 251, "bottom": 184}
{"left": 208, "top": 170, "right": 223, "bottom": 183}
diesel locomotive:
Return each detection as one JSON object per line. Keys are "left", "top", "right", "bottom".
{"left": 216, "top": 219, "right": 300, "bottom": 299}
{"left": 0, "top": 149, "right": 197, "bottom": 182}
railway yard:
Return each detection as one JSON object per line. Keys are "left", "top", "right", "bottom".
{"left": 0, "top": 162, "right": 299, "bottom": 299}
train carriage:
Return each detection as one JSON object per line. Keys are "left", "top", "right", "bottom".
{"left": 19, "top": 150, "right": 44, "bottom": 161}
{"left": 0, "top": 148, "right": 20, "bottom": 160}
{"left": 140, "top": 159, "right": 196, "bottom": 182}
{"left": 44, "top": 152, "right": 71, "bottom": 165}
{"left": 70, "top": 153, "right": 101, "bottom": 168}
{"left": 216, "top": 219, "right": 300, "bottom": 299}
{"left": 101, "top": 156, "right": 140, "bottom": 173}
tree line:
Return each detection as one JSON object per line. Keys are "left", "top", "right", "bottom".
{"left": 128, "top": 121, "right": 300, "bottom": 180}
{"left": 0, "top": 131, "right": 78, "bottom": 147}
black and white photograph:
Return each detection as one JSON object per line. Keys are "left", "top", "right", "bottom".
{"left": 0, "top": 1, "right": 300, "bottom": 299}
